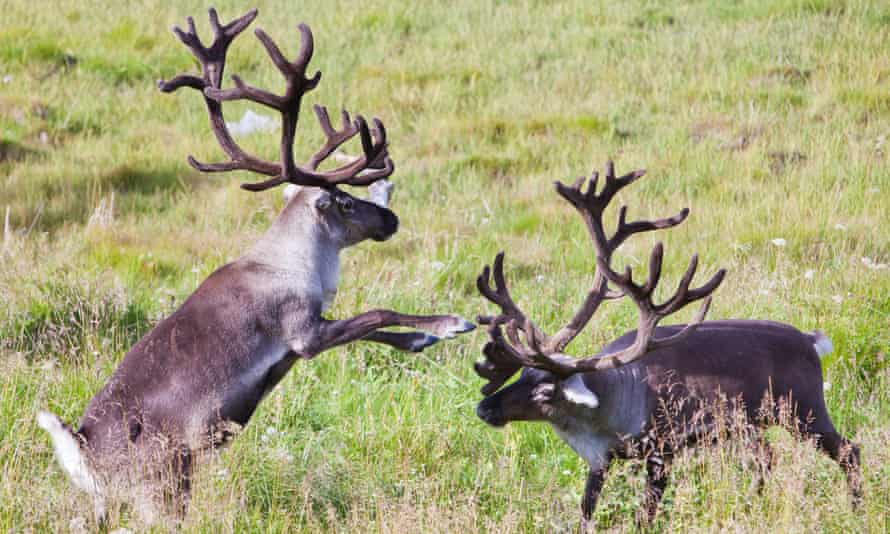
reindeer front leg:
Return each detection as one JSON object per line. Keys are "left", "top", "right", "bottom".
{"left": 362, "top": 330, "right": 442, "bottom": 352}
{"left": 581, "top": 461, "right": 611, "bottom": 533}
{"left": 637, "top": 454, "right": 670, "bottom": 527}
{"left": 301, "top": 309, "right": 474, "bottom": 355}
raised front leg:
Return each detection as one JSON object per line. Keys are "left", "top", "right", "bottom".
{"left": 580, "top": 463, "right": 611, "bottom": 533}
{"left": 307, "top": 309, "right": 474, "bottom": 355}
{"left": 362, "top": 330, "right": 441, "bottom": 352}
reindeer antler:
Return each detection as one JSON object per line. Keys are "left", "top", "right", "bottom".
{"left": 158, "top": 8, "right": 393, "bottom": 191}
{"left": 475, "top": 161, "right": 726, "bottom": 394}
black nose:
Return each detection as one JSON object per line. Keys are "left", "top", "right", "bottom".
{"left": 476, "top": 403, "right": 504, "bottom": 427}
{"left": 374, "top": 209, "right": 399, "bottom": 241}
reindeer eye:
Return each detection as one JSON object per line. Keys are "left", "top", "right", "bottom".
{"left": 338, "top": 197, "right": 354, "bottom": 213}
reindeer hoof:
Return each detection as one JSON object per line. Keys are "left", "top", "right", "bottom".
{"left": 439, "top": 317, "right": 476, "bottom": 339}
{"left": 409, "top": 334, "right": 441, "bottom": 352}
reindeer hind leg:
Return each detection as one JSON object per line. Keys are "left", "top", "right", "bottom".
{"left": 814, "top": 431, "right": 862, "bottom": 508}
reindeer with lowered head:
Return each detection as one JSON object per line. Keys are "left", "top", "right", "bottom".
{"left": 474, "top": 161, "right": 861, "bottom": 531}
{"left": 37, "top": 8, "right": 473, "bottom": 523}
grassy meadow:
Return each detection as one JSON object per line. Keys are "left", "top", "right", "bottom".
{"left": 1, "top": 0, "right": 888, "bottom": 531}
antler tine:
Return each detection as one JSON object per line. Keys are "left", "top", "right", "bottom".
{"left": 659, "top": 257, "right": 727, "bottom": 314}
{"left": 307, "top": 106, "right": 356, "bottom": 170}
{"left": 207, "top": 9, "right": 222, "bottom": 37}
{"left": 475, "top": 253, "right": 511, "bottom": 320}
{"left": 610, "top": 206, "right": 689, "bottom": 250}
{"left": 161, "top": 10, "right": 394, "bottom": 192}
{"left": 640, "top": 242, "right": 664, "bottom": 294}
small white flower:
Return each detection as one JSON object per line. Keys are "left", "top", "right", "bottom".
{"left": 265, "top": 426, "right": 278, "bottom": 436}
{"left": 529, "top": 453, "right": 538, "bottom": 460}
{"left": 823, "top": 382, "right": 831, "bottom": 391}
{"left": 216, "top": 468, "right": 229, "bottom": 478}
{"left": 2, "top": 75, "right": 11, "bottom": 84}
{"left": 535, "top": 274, "right": 545, "bottom": 283}
{"left": 260, "top": 434, "right": 269, "bottom": 443}
{"left": 69, "top": 517, "right": 87, "bottom": 534}
{"left": 834, "top": 223, "right": 847, "bottom": 231}
{"left": 430, "top": 261, "right": 445, "bottom": 271}
{"left": 803, "top": 269, "right": 815, "bottom": 280}
{"left": 861, "top": 257, "right": 889, "bottom": 270}
{"left": 831, "top": 295, "right": 843, "bottom": 304}
{"left": 562, "top": 469, "right": 571, "bottom": 476}
{"left": 770, "top": 238, "right": 786, "bottom": 247}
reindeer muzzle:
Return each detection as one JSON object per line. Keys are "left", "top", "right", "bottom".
{"left": 372, "top": 209, "right": 399, "bottom": 242}
{"left": 476, "top": 402, "right": 506, "bottom": 427}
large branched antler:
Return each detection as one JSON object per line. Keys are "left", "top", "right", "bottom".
{"left": 475, "top": 160, "right": 726, "bottom": 394}
{"left": 158, "top": 8, "right": 393, "bottom": 191}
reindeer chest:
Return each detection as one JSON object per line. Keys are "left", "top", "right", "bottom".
{"left": 550, "top": 414, "right": 616, "bottom": 470}
{"left": 319, "top": 257, "right": 340, "bottom": 312}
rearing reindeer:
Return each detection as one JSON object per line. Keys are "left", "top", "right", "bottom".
{"left": 474, "top": 161, "right": 861, "bottom": 531}
{"left": 38, "top": 8, "right": 473, "bottom": 523}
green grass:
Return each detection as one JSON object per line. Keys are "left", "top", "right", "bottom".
{"left": 1, "top": 0, "right": 888, "bottom": 532}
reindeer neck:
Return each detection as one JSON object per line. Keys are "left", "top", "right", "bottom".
{"left": 242, "top": 202, "right": 341, "bottom": 305}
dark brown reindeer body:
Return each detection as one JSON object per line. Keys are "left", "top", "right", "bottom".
{"left": 37, "top": 9, "right": 472, "bottom": 524}
{"left": 473, "top": 162, "right": 861, "bottom": 531}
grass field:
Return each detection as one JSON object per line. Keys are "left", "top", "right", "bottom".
{"left": 1, "top": 0, "right": 888, "bottom": 532}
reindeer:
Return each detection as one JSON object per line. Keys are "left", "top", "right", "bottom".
{"left": 473, "top": 161, "right": 861, "bottom": 531}
{"left": 37, "top": 8, "right": 473, "bottom": 523}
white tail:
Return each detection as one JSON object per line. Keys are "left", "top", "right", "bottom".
{"left": 810, "top": 330, "right": 833, "bottom": 358}
{"left": 37, "top": 411, "right": 99, "bottom": 495}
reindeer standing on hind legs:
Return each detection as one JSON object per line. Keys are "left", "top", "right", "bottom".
{"left": 38, "top": 8, "right": 473, "bottom": 525}
{"left": 473, "top": 160, "right": 862, "bottom": 532}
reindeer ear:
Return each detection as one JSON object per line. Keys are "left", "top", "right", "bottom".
{"left": 366, "top": 179, "right": 394, "bottom": 208}
{"left": 561, "top": 375, "right": 600, "bottom": 409}
{"left": 283, "top": 184, "right": 302, "bottom": 203}
{"left": 315, "top": 191, "right": 333, "bottom": 211}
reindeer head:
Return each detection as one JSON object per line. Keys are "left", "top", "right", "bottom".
{"left": 476, "top": 366, "right": 555, "bottom": 427}
{"left": 282, "top": 180, "right": 398, "bottom": 247}
{"left": 474, "top": 161, "right": 726, "bottom": 426}
{"left": 159, "top": 8, "right": 398, "bottom": 250}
